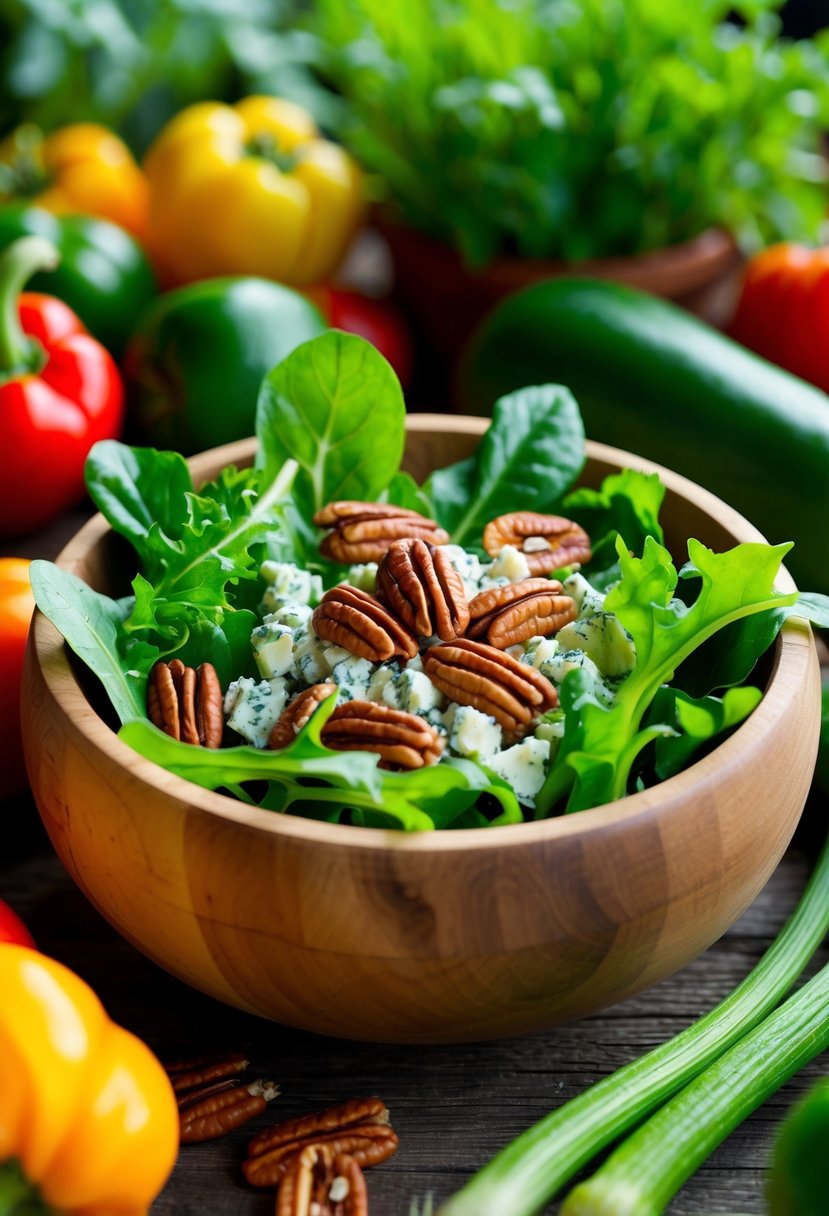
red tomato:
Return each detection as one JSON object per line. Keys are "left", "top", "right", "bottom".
{"left": 0, "top": 898, "right": 34, "bottom": 948}
{"left": 729, "top": 243, "right": 829, "bottom": 394}
{"left": 321, "top": 288, "right": 414, "bottom": 388}
{"left": 0, "top": 558, "right": 36, "bottom": 797}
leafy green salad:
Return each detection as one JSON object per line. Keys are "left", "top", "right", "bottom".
{"left": 30, "top": 332, "right": 828, "bottom": 831}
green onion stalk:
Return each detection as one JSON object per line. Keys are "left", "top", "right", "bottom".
{"left": 438, "top": 834, "right": 829, "bottom": 1216}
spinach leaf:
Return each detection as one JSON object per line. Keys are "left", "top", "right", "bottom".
{"left": 256, "top": 331, "right": 405, "bottom": 519}
{"left": 535, "top": 535, "right": 797, "bottom": 816}
{"left": 652, "top": 685, "right": 763, "bottom": 780}
{"left": 382, "top": 470, "right": 435, "bottom": 515}
{"left": 29, "top": 561, "right": 147, "bottom": 724}
{"left": 425, "top": 384, "right": 585, "bottom": 547}
{"left": 675, "top": 608, "right": 787, "bottom": 698}
{"left": 120, "top": 696, "right": 521, "bottom": 831}
{"left": 796, "top": 593, "right": 829, "bottom": 628}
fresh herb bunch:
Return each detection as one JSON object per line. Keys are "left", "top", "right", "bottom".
{"left": 313, "top": 0, "right": 829, "bottom": 265}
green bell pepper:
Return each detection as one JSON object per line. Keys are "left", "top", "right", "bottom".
{"left": 767, "top": 1076, "right": 829, "bottom": 1215}
{"left": 0, "top": 205, "right": 155, "bottom": 356}
{"left": 124, "top": 276, "right": 327, "bottom": 454}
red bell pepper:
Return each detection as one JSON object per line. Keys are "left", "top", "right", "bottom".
{"left": 0, "top": 898, "right": 34, "bottom": 948}
{"left": 0, "top": 236, "right": 124, "bottom": 537}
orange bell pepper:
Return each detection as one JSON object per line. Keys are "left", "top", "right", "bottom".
{"left": 143, "top": 96, "right": 364, "bottom": 288}
{"left": 0, "top": 944, "right": 178, "bottom": 1215}
{"left": 0, "top": 558, "right": 35, "bottom": 798}
{"left": 0, "top": 123, "right": 148, "bottom": 241}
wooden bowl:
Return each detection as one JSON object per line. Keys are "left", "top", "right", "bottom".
{"left": 22, "top": 417, "right": 819, "bottom": 1043}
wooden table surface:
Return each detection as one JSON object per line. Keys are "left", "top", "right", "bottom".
{"left": 5, "top": 516, "right": 829, "bottom": 1215}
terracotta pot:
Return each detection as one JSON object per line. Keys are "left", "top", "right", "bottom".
{"left": 377, "top": 219, "right": 742, "bottom": 359}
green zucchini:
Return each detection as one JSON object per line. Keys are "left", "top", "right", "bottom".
{"left": 460, "top": 278, "right": 829, "bottom": 594}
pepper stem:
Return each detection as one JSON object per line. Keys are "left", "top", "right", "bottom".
{"left": 0, "top": 1159, "right": 54, "bottom": 1215}
{"left": 0, "top": 236, "right": 60, "bottom": 374}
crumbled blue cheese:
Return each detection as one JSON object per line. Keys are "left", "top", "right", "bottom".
{"left": 556, "top": 612, "right": 636, "bottom": 678}
{"left": 290, "top": 625, "right": 329, "bottom": 684}
{"left": 486, "top": 737, "right": 551, "bottom": 804}
{"left": 446, "top": 704, "right": 502, "bottom": 761}
{"left": 396, "top": 668, "right": 445, "bottom": 715}
{"left": 345, "top": 563, "right": 378, "bottom": 593}
{"left": 330, "top": 654, "right": 374, "bottom": 701}
{"left": 563, "top": 572, "right": 605, "bottom": 617}
{"left": 224, "top": 676, "right": 288, "bottom": 748}
{"left": 479, "top": 544, "right": 531, "bottom": 589}
{"left": 534, "top": 710, "right": 565, "bottom": 744}
{"left": 251, "top": 621, "right": 294, "bottom": 678}
{"left": 366, "top": 661, "right": 401, "bottom": 704}
{"left": 442, "top": 544, "right": 483, "bottom": 599}
{"left": 263, "top": 601, "right": 314, "bottom": 631}
{"left": 322, "top": 644, "right": 352, "bottom": 670}
{"left": 260, "top": 561, "right": 323, "bottom": 613}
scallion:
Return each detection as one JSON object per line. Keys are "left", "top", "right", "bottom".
{"left": 438, "top": 835, "right": 829, "bottom": 1216}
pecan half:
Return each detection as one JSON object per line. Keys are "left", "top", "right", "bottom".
{"left": 268, "top": 684, "right": 337, "bottom": 750}
{"left": 277, "top": 1146, "right": 367, "bottom": 1216}
{"left": 314, "top": 501, "right": 449, "bottom": 564}
{"left": 467, "top": 578, "right": 577, "bottom": 649}
{"left": 165, "top": 1049, "right": 250, "bottom": 1093}
{"left": 376, "top": 538, "right": 469, "bottom": 641}
{"left": 483, "top": 512, "right": 592, "bottom": 575}
{"left": 147, "top": 658, "right": 223, "bottom": 747}
{"left": 244, "top": 1096, "right": 398, "bottom": 1189}
{"left": 322, "top": 701, "right": 443, "bottom": 770}
{"left": 312, "top": 586, "right": 418, "bottom": 663}
{"left": 422, "top": 638, "right": 557, "bottom": 737}
{"left": 179, "top": 1079, "right": 280, "bottom": 1144}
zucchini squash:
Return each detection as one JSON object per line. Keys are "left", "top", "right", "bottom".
{"left": 460, "top": 278, "right": 829, "bottom": 594}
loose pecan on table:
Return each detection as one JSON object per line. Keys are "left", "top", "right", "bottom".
{"left": 164, "top": 1049, "right": 279, "bottom": 1143}
{"left": 483, "top": 511, "right": 592, "bottom": 575}
{"left": 312, "top": 585, "right": 418, "bottom": 663}
{"left": 376, "top": 538, "right": 469, "bottom": 641}
{"left": 313, "top": 501, "right": 449, "bottom": 564}
{"left": 243, "top": 1096, "right": 398, "bottom": 1189}
{"left": 422, "top": 638, "right": 558, "bottom": 737}
{"left": 268, "top": 683, "right": 337, "bottom": 750}
{"left": 147, "top": 658, "right": 224, "bottom": 747}
{"left": 322, "top": 701, "right": 444, "bottom": 770}
{"left": 276, "top": 1145, "right": 367, "bottom": 1216}
{"left": 467, "top": 578, "right": 577, "bottom": 649}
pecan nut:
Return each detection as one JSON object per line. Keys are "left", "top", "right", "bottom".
{"left": 244, "top": 1096, "right": 398, "bottom": 1189}
{"left": 312, "top": 586, "right": 418, "bottom": 663}
{"left": 483, "top": 512, "right": 592, "bottom": 575}
{"left": 422, "top": 638, "right": 557, "bottom": 737}
{"left": 277, "top": 1146, "right": 367, "bottom": 1216}
{"left": 268, "top": 684, "right": 337, "bottom": 750}
{"left": 147, "top": 658, "right": 223, "bottom": 747}
{"left": 314, "top": 500, "right": 449, "bottom": 563}
{"left": 164, "top": 1048, "right": 250, "bottom": 1092}
{"left": 467, "top": 578, "right": 577, "bottom": 649}
{"left": 179, "top": 1079, "right": 280, "bottom": 1144}
{"left": 322, "top": 701, "right": 444, "bottom": 770}
{"left": 376, "top": 538, "right": 469, "bottom": 641}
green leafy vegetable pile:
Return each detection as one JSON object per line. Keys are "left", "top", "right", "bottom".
{"left": 312, "top": 0, "right": 829, "bottom": 265}
{"left": 30, "top": 331, "right": 828, "bottom": 831}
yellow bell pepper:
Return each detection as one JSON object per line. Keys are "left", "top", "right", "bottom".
{"left": 143, "top": 95, "right": 364, "bottom": 288}
{"left": 0, "top": 123, "right": 149, "bottom": 241}
{"left": 0, "top": 945, "right": 178, "bottom": 1215}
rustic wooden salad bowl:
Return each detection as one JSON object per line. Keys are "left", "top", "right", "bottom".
{"left": 22, "top": 416, "right": 820, "bottom": 1043}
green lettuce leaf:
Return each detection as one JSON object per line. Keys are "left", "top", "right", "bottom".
{"left": 535, "top": 535, "right": 797, "bottom": 815}
{"left": 29, "top": 561, "right": 148, "bottom": 724}
{"left": 652, "top": 685, "right": 763, "bottom": 780}
{"left": 565, "top": 468, "right": 665, "bottom": 587}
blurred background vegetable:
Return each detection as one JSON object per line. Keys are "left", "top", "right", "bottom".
{"left": 0, "top": 558, "right": 34, "bottom": 799}
{"left": 767, "top": 1075, "right": 829, "bottom": 1215}
{"left": 125, "top": 275, "right": 325, "bottom": 452}
{"left": 0, "top": 896, "right": 33, "bottom": 945}
{"left": 143, "top": 95, "right": 363, "bottom": 288}
{"left": 0, "top": 943, "right": 178, "bottom": 1215}
{"left": 0, "top": 0, "right": 336, "bottom": 155}
{"left": 314, "top": 0, "right": 829, "bottom": 268}
{"left": 0, "top": 237, "right": 124, "bottom": 537}
{"left": 0, "top": 205, "right": 155, "bottom": 355}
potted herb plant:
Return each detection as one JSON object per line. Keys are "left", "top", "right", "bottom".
{"left": 312, "top": 0, "right": 829, "bottom": 355}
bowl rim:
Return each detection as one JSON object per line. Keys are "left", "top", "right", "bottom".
{"left": 30, "top": 414, "right": 813, "bottom": 854}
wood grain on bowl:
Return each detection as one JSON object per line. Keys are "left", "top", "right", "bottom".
{"left": 22, "top": 416, "right": 820, "bottom": 1043}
